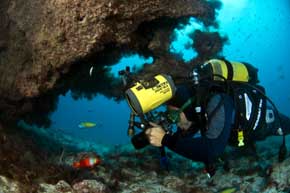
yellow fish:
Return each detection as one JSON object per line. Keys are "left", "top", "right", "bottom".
{"left": 78, "top": 122, "right": 97, "bottom": 129}
{"left": 220, "top": 187, "right": 237, "bottom": 193}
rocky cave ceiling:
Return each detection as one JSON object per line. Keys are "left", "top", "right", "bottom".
{"left": 0, "top": 0, "right": 226, "bottom": 126}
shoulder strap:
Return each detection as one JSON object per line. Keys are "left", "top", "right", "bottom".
{"left": 231, "top": 84, "right": 267, "bottom": 147}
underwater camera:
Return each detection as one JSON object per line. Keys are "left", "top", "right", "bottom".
{"left": 119, "top": 67, "right": 176, "bottom": 149}
{"left": 125, "top": 74, "right": 176, "bottom": 115}
{"left": 128, "top": 110, "right": 177, "bottom": 149}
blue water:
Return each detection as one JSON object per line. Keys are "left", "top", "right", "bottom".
{"left": 50, "top": 92, "right": 131, "bottom": 145}
{"left": 108, "top": 54, "right": 153, "bottom": 78}
{"left": 169, "top": 17, "right": 202, "bottom": 62}
{"left": 47, "top": 0, "right": 290, "bottom": 146}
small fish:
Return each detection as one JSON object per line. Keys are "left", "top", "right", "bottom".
{"left": 220, "top": 187, "right": 237, "bottom": 193}
{"left": 78, "top": 122, "right": 97, "bottom": 128}
{"left": 73, "top": 157, "right": 101, "bottom": 169}
{"left": 89, "top": 66, "right": 94, "bottom": 76}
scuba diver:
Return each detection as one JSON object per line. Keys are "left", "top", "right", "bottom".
{"left": 145, "top": 83, "right": 290, "bottom": 176}
{"left": 122, "top": 59, "right": 290, "bottom": 177}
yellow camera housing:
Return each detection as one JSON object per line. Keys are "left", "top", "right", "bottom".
{"left": 125, "top": 74, "right": 176, "bottom": 115}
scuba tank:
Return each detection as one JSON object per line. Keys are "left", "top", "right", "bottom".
{"left": 197, "top": 59, "right": 259, "bottom": 84}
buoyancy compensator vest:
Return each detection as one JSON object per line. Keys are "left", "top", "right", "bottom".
{"left": 190, "top": 59, "right": 267, "bottom": 147}
{"left": 229, "top": 84, "right": 267, "bottom": 147}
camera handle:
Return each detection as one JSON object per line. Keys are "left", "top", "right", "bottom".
{"left": 128, "top": 112, "right": 170, "bottom": 170}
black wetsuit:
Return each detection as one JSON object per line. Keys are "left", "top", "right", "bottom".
{"left": 161, "top": 94, "right": 290, "bottom": 167}
{"left": 161, "top": 94, "right": 234, "bottom": 166}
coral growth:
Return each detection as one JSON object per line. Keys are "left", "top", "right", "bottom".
{"left": 1, "top": 122, "right": 290, "bottom": 193}
{"left": 0, "top": 0, "right": 218, "bottom": 124}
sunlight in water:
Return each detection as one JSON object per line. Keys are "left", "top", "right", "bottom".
{"left": 108, "top": 54, "right": 153, "bottom": 78}
{"left": 170, "top": 18, "right": 203, "bottom": 62}
{"left": 217, "top": 0, "right": 248, "bottom": 23}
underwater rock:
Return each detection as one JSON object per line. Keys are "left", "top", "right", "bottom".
{"left": 268, "top": 157, "right": 290, "bottom": 192}
{"left": 38, "top": 181, "right": 73, "bottom": 193}
{"left": 0, "top": 175, "right": 21, "bottom": 193}
{"left": 162, "top": 175, "right": 185, "bottom": 190}
{"left": 0, "top": 0, "right": 215, "bottom": 123}
{"left": 72, "top": 180, "right": 108, "bottom": 193}
{"left": 120, "top": 168, "right": 140, "bottom": 179}
{"left": 191, "top": 30, "right": 228, "bottom": 63}
{"left": 2, "top": 125, "right": 290, "bottom": 193}
{"left": 55, "top": 180, "right": 73, "bottom": 192}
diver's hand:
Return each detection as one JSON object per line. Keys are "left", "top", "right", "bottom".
{"left": 177, "top": 120, "right": 192, "bottom": 131}
{"left": 145, "top": 122, "right": 166, "bottom": 147}
{"left": 177, "top": 112, "right": 192, "bottom": 131}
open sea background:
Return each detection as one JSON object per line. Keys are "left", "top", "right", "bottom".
{"left": 44, "top": 0, "right": 290, "bottom": 147}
